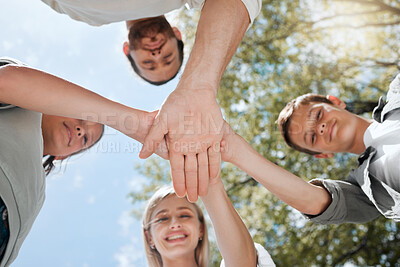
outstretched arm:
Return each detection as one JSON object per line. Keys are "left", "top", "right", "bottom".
{"left": 0, "top": 63, "right": 168, "bottom": 158}
{"left": 201, "top": 179, "right": 258, "bottom": 267}
{"left": 140, "top": 0, "right": 258, "bottom": 202}
{"left": 221, "top": 123, "right": 331, "bottom": 215}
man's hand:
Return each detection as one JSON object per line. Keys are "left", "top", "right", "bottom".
{"left": 139, "top": 88, "right": 224, "bottom": 202}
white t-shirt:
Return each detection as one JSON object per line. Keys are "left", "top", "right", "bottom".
{"left": 220, "top": 243, "right": 275, "bottom": 267}
{"left": 40, "top": 0, "right": 261, "bottom": 26}
{"left": 363, "top": 110, "right": 400, "bottom": 191}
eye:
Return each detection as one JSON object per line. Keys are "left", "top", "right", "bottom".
{"left": 180, "top": 214, "right": 192, "bottom": 219}
{"left": 164, "top": 53, "right": 172, "bottom": 59}
{"left": 83, "top": 135, "right": 88, "bottom": 146}
{"left": 156, "top": 217, "right": 169, "bottom": 224}
{"left": 316, "top": 109, "right": 322, "bottom": 120}
{"left": 311, "top": 133, "right": 316, "bottom": 145}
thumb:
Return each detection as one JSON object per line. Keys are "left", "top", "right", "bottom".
{"left": 139, "top": 117, "right": 168, "bottom": 159}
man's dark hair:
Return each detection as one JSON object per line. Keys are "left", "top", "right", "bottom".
{"left": 127, "top": 39, "right": 184, "bottom": 86}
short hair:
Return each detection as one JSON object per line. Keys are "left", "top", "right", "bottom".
{"left": 277, "top": 93, "right": 333, "bottom": 155}
{"left": 127, "top": 39, "right": 184, "bottom": 86}
{"left": 142, "top": 186, "right": 209, "bottom": 267}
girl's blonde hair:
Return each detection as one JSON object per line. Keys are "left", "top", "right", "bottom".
{"left": 142, "top": 186, "right": 209, "bottom": 267}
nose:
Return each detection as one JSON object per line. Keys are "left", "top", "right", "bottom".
{"left": 150, "top": 49, "right": 161, "bottom": 58}
{"left": 318, "top": 122, "right": 326, "bottom": 135}
{"left": 169, "top": 217, "right": 182, "bottom": 230}
{"left": 75, "top": 125, "right": 85, "bottom": 138}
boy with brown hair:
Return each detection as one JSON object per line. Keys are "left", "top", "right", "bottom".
{"left": 221, "top": 74, "right": 400, "bottom": 224}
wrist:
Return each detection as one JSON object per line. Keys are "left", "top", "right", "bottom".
{"left": 134, "top": 110, "right": 154, "bottom": 143}
{"left": 177, "top": 72, "right": 219, "bottom": 96}
{"left": 227, "top": 133, "right": 247, "bottom": 165}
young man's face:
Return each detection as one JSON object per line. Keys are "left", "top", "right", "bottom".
{"left": 288, "top": 102, "right": 360, "bottom": 155}
{"left": 126, "top": 16, "right": 182, "bottom": 83}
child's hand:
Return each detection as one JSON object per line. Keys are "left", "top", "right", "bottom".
{"left": 143, "top": 110, "right": 169, "bottom": 160}
{"left": 221, "top": 121, "right": 239, "bottom": 163}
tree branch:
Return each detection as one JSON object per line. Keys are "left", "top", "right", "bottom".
{"left": 332, "top": 229, "right": 370, "bottom": 265}
{"left": 336, "top": 0, "right": 400, "bottom": 15}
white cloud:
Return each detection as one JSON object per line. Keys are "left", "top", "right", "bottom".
{"left": 73, "top": 174, "right": 84, "bottom": 188}
{"left": 114, "top": 236, "right": 145, "bottom": 267}
{"left": 118, "top": 210, "right": 135, "bottom": 236}
{"left": 87, "top": 195, "right": 96, "bottom": 204}
{"left": 128, "top": 175, "right": 148, "bottom": 193}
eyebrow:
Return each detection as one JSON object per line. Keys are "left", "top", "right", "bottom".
{"left": 303, "top": 107, "right": 314, "bottom": 145}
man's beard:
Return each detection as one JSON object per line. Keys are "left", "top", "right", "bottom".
{"left": 128, "top": 16, "right": 175, "bottom": 50}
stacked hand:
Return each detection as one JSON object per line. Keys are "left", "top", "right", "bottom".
{"left": 139, "top": 88, "right": 224, "bottom": 202}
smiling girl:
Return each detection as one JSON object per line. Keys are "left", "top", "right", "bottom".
{"left": 0, "top": 57, "right": 167, "bottom": 266}
{"left": 142, "top": 178, "right": 275, "bottom": 267}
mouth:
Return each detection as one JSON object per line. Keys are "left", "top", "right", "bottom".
{"left": 64, "top": 122, "right": 72, "bottom": 146}
{"left": 143, "top": 38, "right": 165, "bottom": 50}
{"left": 329, "top": 120, "right": 336, "bottom": 143}
{"left": 165, "top": 233, "right": 188, "bottom": 242}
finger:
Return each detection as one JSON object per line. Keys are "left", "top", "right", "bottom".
{"left": 208, "top": 142, "right": 221, "bottom": 180}
{"left": 197, "top": 152, "right": 209, "bottom": 197}
{"left": 170, "top": 152, "right": 186, "bottom": 198}
{"left": 139, "top": 117, "right": 167, "bottom": 159}
{"left": 185, "top": 154, "right": 198, "bottom": 203}
{"left": 154, "top": 135, "right": 170, "bottom": 160}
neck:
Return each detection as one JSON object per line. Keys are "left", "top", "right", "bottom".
{"left": 348, "top": 116, "right": 373, "bottom": 154}
{"left": 162, "top": 254, "right": 198, "bottom": 267}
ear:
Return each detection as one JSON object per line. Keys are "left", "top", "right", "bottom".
{"left": 314, "top": 153, "right": 334, "bottom": 159}
{"left": 172, "top": 27, "right": 182, "bottom": 41}
{"left": 327, "top": 95, "right": 346, "bottom": 109}
{"left": 144, "top": 229, "right": 155, "bottom": 247}
{"left": 123, "top": 41, "right": 130, "bottom": 56}
{"left": 54, "top": 155, "right": 67, "bottom": 160}
{"left": 199, "top": 223, "right": 204, "bottom": 239}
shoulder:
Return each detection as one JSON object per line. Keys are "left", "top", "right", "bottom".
{"left": 0, "top": 57, "right": 26, "bottom": 67}
{"left": 220, "top": 243, "right": 275, "bottom": 267}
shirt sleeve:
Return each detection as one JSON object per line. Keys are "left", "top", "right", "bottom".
{"left": 220, "top": 243, "right": 275, "bottom": 267}
{"left": 302, "top": 179, "right": 381, "bottom": 224}
{"left": 239, "top": 0, "right": 261, "bottom": 24}
{"left": 0, "top": 57, "right": 25, "bottom": 109}
{"left": 187, "top": 0, "right": 261, "bottom": 25}
{"left": 383, "top": 73, "right": 400, "bottom": 115}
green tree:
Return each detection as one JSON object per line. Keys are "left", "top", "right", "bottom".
{"left": 130, "top": 1, "right": 400, "bottom": 266}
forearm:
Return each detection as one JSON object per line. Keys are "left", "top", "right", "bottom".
{"left": 201, "top": 181, "right": 257, "bottom": 267}
{"left": 179, "top": 0, "right": 250, "bottom": 94}
{"left": 231, "top": 135, "right": 331, "bottom": 215}
{"left": 0, "top": 65, "right": 149, "bottom": 141}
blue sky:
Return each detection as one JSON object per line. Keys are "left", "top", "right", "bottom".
{"left": 1, "top": 1, "right": 183, "bottom": 266}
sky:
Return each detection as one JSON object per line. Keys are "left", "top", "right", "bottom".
{"left": 1, "top": 1, "right": 183, "bottom": 266}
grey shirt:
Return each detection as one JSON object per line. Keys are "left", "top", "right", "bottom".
{"left": 0, "top": 58, "right": 46, "bottom": 266}
{"left": 305, "top": 74, "right": 400, "bottom": 224}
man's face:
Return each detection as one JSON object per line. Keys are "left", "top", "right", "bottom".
{"left": 127, "top": 17, "right": 182, "bottom": 83}
{"left": 288, "top": 102, "right": 360, "bottom": 154}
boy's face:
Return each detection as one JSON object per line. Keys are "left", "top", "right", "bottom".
{"left": 288, "top": 102, "right": 360, "bottom": 155}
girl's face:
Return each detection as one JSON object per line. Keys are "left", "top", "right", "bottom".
{"left": 41, "top": 115, "right": 103, "bottom": 157}
{"left": 147, "top": 195, "right": 203, "bottom": 261}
